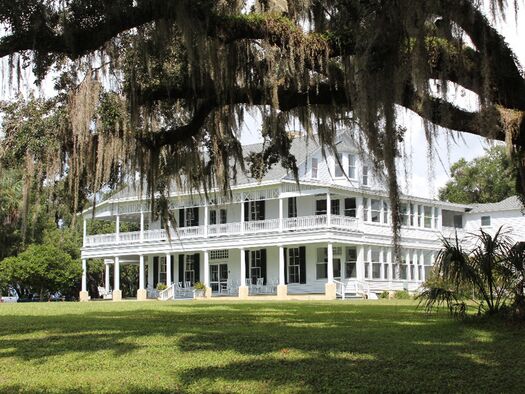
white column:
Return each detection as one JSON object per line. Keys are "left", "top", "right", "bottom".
{"left": 406, "top": 250, "right": 411, "bottom": 281}
{"left": 279, "top": 197, "right": 283, "bottom": 232}
{"left": 166, "top": 253, "right": 172, "bottom": 286}
{"left": 357, "top": 245, "right": 365, "bottom": 280}
{"left": 327, "top": 191, "right": 331, "bottom": 226}
{"left": 147, "top": 257, "right": 153, "bottom": 288}
{"left": 357, "top": 197, "right": 364, "bottom": 222}
{"left": 240, "top": 194, "right": 245, "bottom": 234}
{"left": 105, "top": 262, "right": 110, "bottom": 290}
{"left": 204, "top": 204, "right": 209, "bottom": 237}
{"left": 204, "top": 250, "right": 210, "bottom": 287}
{"left": 367, "top": 247, "right": 372, "bottom": 279}
{"left": 413, "top": 250, "right": 419, "bottom": 281}
{"left": 327, "top": 242, "right": 334, "bottom": 283}
{"left": 341, "top": 246, "right": 346, "bottom": 280}
{"left": 139, "top": 255, "right": 145, "bottom": 290}
{"left": 140, "top": 211, "right": 145, "bottom": 242}
{"left": 380, "top": 248, "right": 385, "bottom": 279}
{"left": 115, "top": 214, "right": 120, "bottom": 242}
{"left": 114, "top": 256, "right": 120, "bottom": 291}
{"left": 240, "top": 247, "right": 246, "bottom": 285}
{"left": 83, "top": 219, "right": 87, "bottom": 245}
{"left": 387, "top": 248, "right": 393, "bottom": 283}
{"left": 81, "top": 259, "right": 87, "bottom": 292}
{"left": 279, "top": 245, "right": 285, "bottom": 285}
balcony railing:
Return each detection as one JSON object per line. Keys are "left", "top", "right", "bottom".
{"left": 84, "top": 214, "right": 359, "bottom": 247}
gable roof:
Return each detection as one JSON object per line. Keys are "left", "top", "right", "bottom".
{"left": 469, "top": 196, "right": 524, "bottom": 213}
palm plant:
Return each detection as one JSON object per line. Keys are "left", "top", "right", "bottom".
{"left": 419, "top": 227, "right": 518, "bottom": 317}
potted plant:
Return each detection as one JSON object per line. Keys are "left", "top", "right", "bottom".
{"left": 156, "top": 283, "right": 167, "bottom": 291}
{"left": 193, "top": 282, "right": 206, "bottom": 298}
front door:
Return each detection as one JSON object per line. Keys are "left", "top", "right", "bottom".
{"left": 210, "top": 263, "right": 228, "bottom": 292}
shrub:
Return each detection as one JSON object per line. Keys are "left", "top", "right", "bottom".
{"left": 394, "top": 290, "right": 411, "bottom": 299}
{"left": 380, "top": 291, "right": 390, "bottom": 299}
{"left": 156, "top": 283, "right": 167, "bottom": 291}
{"left": 194, "top": 281, "right": 206, "bottom": 290}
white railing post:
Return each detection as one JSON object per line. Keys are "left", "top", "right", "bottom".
{"left": 327, "top": 242, "right": 334, "bottom": 284}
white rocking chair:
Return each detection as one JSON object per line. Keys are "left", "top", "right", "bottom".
{"left": 98, "top": 286, "right": 113, "bottom": 300}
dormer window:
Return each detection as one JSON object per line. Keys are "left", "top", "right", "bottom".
{"left": 312, "top": 158, "right": 318, "bottom": 179}
{"left": 348, "top": 154, "right": 357, "bottom": 179}
{"left": 481, "top": 216, "right": 491, "bottom": 226}
{"left": 335, "top": 154, "right": 344, "bottom": 177}
{"left": 362, "top": 165, "right": 369, "bottom": 186}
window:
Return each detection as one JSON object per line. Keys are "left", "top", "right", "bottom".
{"left": 220, "top": 209, "right": 227, "bottom": 224}
{"left": 288, "top": 248, "right": 301, "bottom": 284}
{"left": 315, "top": 199, "right": 327, "bottom": 215}
{"left": 481, "top": 216, "right": 491, "bottom": 226}
{"left": 400, "top": 203, "right": 409, "bottom": 226}
{"left": 331, "top": 199, "right": 340, "bottom": 215}
{"left": 335, "top": 153, "right": 344, "bottom": 177}
{"left": 371, "top": 249, "right": 381, "bottom": 279}
{"left": 424, "top": 206, "right": 432, "bottom": 228}
{"left": 185, "top": 207, "right": 199, "bottom": 227}
{"left": 362, "top": 165, "right": 369, "bottom": 186}
{"left": 159, "top": 256, "right": 167, "bottom": 284}
{"left": 249, "top": 200, "right": 265, "bottom": 221}
{"left": 316, "top": 248, "right": 328, "bottom": 279}
{"left": 210, "top": 250, "right": 229, "bottom": 260}
{"left": 344, "top": 198, "right": 356, "bottom": 217}
{"left": 384, "top": 261, "right": 389, "bottom": 280}
{"left": 250, "top": 250, "right": 263, "bottom": 282}
{"left": 185, "top": 255, "right": 196, "bottom": 284}
{"left": 371, "top": 199, "right": 381, "bottom": 222}
{"left": 312, "top": 158, "right": 318, "bottom": 178}
{"left": 288, "top": 197, "right": 297, "bottom": 218}
{"left": 346, "top": 247, "right": 357, "bottom": 278}
{"left": 417, "top": 205, "right": 423, "bottom": 227}
{"left": 348, "top": 154, "right": 357, "bottom": 179}
{"left": 363, "top": 198, "right": 369, "bottom": 221}
{"left": 410, "top": 204, "right": 415, "bottom": 226}
{"left": 434, "top": 207, "right": 439, "bottom": 228}
{"left": 400, "top": 260, "right": 407, "bottom": 280}
{"left": 383, "top": 201, "right": 389, "bottom": 224}
{"left": 453, "top": 215, "right": 463, "bottom": 228}
{"left": 209, "top": 210, "right": 217, "bottom": 225}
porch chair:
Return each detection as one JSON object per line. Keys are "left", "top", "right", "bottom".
{"left": 256, "top": 277, "right": 265, "bottom": 294}
{"left": 97, "top": 286, "right": 113, "bottom": 300}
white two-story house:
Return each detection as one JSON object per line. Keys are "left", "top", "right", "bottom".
{"left": 79, "top": 131, "right": 525, "bottom": 301}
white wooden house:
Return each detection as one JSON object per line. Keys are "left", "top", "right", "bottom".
{"left": 79, "top": 131, "right": 525, "bottom": 301}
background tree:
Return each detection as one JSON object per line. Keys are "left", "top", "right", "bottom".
{"left": 439, "top": 145, "right": 517, "bottom": 204}
{"left": 1, "top": 0, "right": 524, "bottom": 254}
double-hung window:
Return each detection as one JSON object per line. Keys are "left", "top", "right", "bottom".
{"left": 288, "top": 248, "right": 301, "bottom": 284}
{"left": 288, "top": 197, "right": 297, "bottom": 218}
{"left": 220, "top": 209, "right": 227, "bottom": 224}
{"left": 316, "top": 248, "right": 328, "bottom": 279}
{"left": 331, "top": 199, "right": 340, "bottom": 215}
{"left": 312, "top": 158, "right": 318, "bottom": 178}
{"left": 362, "top": 165, "right": 369, "bottom": 186}
{"left": 481, "top": 216, "right": 491, "bottom": 226}
{"left": 348, "top": 154, "right": 357, "bottom": 179}
{"left": 400, "top": 203, "right": 409, "bottom": 226}
{"left": 371, "top": 249, "right": 381, "bottom": 279}
{"left": 424, "top": 206, "right": 432, "bottom": 228}
{"left": 209, "top": 210, "right": 217, "bottom": 225}
{"left": 346, "top": 247, "right": 357, "bottom": 278}
{"left": 371, "top": 199, "right": 381, "bottom": 223}
{"left": 383, "top": 201, "right": 389, "bottom": 224}
{"left": 335, "top": 153, "right": 344, "bottom": 177}
{"left": 363, "top": 198, "right": 369, "bottom": 221}
{"left": 315, "top": 199, "right": 327, "bottom": 215}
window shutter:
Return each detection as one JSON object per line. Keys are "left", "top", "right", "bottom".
{"left": 258, "top": 200, "right": 266, "bottom": 220}
{"left": 178, "top": 255, "right": 184, "bottom": 284}
{"left": 194, "top": 253, "right": 200, "bottom": 284}
{"left": 192, "top": 207, "right": 199, "bottom": 226}
{"left": 153, "top": 256, "right": 159, "bottom": 287}
{"left": 284, "top": 247, "right": 288, "bottom": 285}
{"left": 245, "top": 250, "right": 250, "bottom": 282}
{"left": 299, "top": 246, "right": 306, "bottom": 284}
{"left": 261, "top": 249, "right": 267, "bottom": 284}
{"left": 179, "top": 209, "right": 185, "bottom": 228}
{"left": 244, "top": 201, "right": 249, "bottom": 222}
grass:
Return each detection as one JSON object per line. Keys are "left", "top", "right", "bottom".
{"left": 0, "top": 300, "right": 523, "bottom": 393}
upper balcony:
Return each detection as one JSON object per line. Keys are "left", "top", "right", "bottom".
{"left": 84, "top": 214, "right": 359, "bottom": 247}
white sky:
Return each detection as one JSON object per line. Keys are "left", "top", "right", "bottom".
{"left": 1, "top": 2, "right": 523, "bottom": 199}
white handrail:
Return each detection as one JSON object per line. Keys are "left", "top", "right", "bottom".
{"left": 334, "top": 279, "right": 346, "bottom": 300}
{"left": 158, "top": 284, "right": 175, "bottom": 301}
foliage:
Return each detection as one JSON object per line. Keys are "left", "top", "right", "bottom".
{"left": 0, "top": 301, "right": 524, "bottom": 392}
{"left": 439, "top": 145, "right": 517, "bottom": 204}
{"left": 1, "top": 0, "right": 525, "bottom": 258}
{"left": 379, "top": 290, "right": 390, "bottom": 299}
{"left": 194, "top": 281, "right": 206, "bottom": 290}
{"left": 0, "top": 244, "right": 81, "bottom": 299}
{"left": 393, "top": 290, "right": 411, "bottom": 300}
{"left": 419, "top": 227, "right": 525, "bottom": 319}
{"left": 156, "top": 283, "right": 167, "bottom": 291}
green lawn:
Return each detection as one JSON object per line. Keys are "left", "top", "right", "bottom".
{"left": 0, "top": 300, "right": 523, "bottom": 393}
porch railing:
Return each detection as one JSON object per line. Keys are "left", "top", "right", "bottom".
{"left": 158, "top": 283, "right": 175, "bottom": 301}
{"left": 84, "top": 214, "right": 360, "bottom": 247}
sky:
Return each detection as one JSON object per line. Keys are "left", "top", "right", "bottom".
{"left": 0, "top": 2, "right": 524, "bottom": 199}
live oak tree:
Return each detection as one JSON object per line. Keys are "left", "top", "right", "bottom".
{"left": 1, "top": 0, "right": 525, "bottom": 253}
{"left": 439, "top": 145, "right": 517, "bottom": 204}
